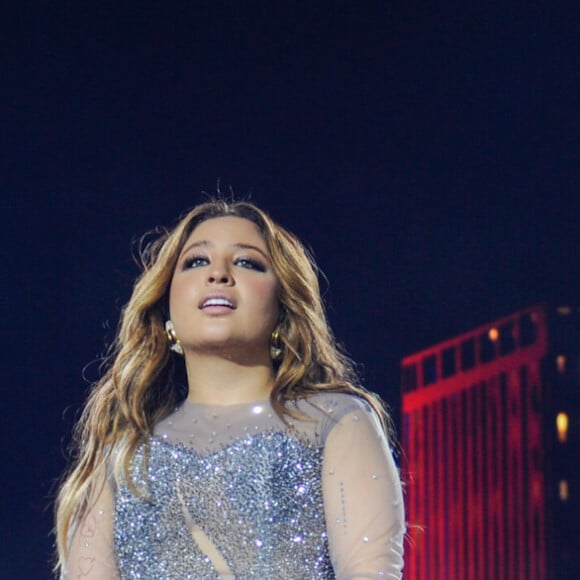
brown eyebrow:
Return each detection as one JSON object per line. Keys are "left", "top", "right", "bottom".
{"left": 179, "top": 240, "right": 271, "bottom": 262}
{"left": 233, "top": 243, "right": 270, "bottom": 261}
{"left": 179, "top": 240, "right": 210, "bottom": 256}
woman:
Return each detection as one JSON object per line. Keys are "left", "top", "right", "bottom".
{"left": 55, "top": 199, "right": 405, "bottom": 579}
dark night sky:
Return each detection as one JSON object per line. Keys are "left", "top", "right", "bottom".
{"left": 1, "top": 2, "right": 579, "bottom": 577}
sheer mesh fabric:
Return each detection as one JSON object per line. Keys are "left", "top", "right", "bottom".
{"left": 62, "top": 393, "right": 404, "bottom": 579}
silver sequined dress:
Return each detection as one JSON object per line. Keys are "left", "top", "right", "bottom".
{"left": 64, "top": 393, "right": 405, "bottom": 579}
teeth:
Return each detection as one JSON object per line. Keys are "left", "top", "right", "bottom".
{"left": 203, "top": 298, "right": 233, "bottom": 308}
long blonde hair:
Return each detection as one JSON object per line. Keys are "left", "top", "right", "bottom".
{"left": 54, "top": 199, "right": 392, "bottom": 570}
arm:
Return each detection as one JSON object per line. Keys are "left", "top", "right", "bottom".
{"left": 322, "top": 399, "right": 405, "bottom": 579}
{"left": 61, "top": 472, "right": 120, "bottom": 580}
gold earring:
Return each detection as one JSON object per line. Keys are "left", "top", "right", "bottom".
{"left": 165, "top": 320, "right": 184, "bottom": 355}
{"left": 270, "top": 329, "right": 283, "bottom": 361}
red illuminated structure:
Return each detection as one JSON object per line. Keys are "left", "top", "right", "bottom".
{"left": 401, "top": 304, "right": 580, "bottom": 579}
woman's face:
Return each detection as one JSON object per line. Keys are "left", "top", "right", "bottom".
{"left": 169, "top": 216, "right": 280, "bottom": 360}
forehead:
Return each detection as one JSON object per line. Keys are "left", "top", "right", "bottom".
{"left": 185, "top": 216, "right": 267, "bottom": 247}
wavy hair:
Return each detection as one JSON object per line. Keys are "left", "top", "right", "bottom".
{"left": 54, "top": 199, "right": 392, "bottom": 571}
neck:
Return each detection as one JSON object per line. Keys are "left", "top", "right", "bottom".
{"left": 183, "top": 352, "right": 275, "bottom": 405}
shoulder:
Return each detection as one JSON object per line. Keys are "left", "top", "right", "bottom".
{"left": 290, "top": 391, "right": 380, "bottom": 444}
{"left": 296, "top": 391, "right": 373, "bottom": 419}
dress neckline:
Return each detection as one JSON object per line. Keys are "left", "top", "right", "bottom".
{"left": 181, "top": 397, "right": 271, "bottom": 412}
{"left": 178, "top": 399, "right": 272, "bottom": 419}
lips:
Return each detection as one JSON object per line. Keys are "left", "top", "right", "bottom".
{"left": 199, "top": 296, "right": 236, "bottom": 309}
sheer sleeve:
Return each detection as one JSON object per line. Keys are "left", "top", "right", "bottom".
{"left": 61, "top": 470, "right": 120, "bottom": 579}
{"left": 322, "top": 398, "right": 405, "bottom": 579}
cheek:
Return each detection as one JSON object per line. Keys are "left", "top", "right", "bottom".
{"left": 252, "top": 280, "right": 280, "bottom": 317}
{"left": 168, "top": 276, "right": 191, "bottom": 317}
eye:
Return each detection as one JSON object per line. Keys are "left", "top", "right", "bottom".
{"left": 182, "top": 255, "right": 209, "bottom": 270}
{"left": 235, "top": 257, "right": 266, "bottom": 272}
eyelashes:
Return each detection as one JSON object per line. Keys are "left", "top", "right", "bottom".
{"left": 235, "top": 257, "right": 267, "bottom": 272}
{"left": 181, "top": 254, "right": 267, "bottom": 272}
{"left": 182, "top": 255, "right": 209, "bottom": 269}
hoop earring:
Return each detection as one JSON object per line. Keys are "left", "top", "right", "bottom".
{"left": 270, "top": 329, "right": 283, "bottom": 362}
{"left": 165, "top": 320, "right": 184, "bottom": 356}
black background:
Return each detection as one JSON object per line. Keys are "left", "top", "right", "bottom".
{"left": 1, "top": 2, "right": 578, "bottom": 577}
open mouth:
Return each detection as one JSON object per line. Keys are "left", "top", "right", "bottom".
{"left": 200, "top": 297, "right": 235, "bottom": 309}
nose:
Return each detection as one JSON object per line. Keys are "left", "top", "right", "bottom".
{"left": 206, "top": 262, "right": 233, "bottom": 286}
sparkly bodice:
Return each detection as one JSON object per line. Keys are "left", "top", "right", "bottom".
{"left": 64, "top": 393, "right": 405, "bottom": 579}
{"left": 114, "top": 401, "right": 334, "bottom": 578}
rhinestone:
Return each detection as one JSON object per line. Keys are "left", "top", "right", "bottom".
{"left": 110, "top": 393, "right": 403, "bottom": 577}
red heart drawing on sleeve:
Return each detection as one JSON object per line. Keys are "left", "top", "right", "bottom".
{"left": 78, "top": 556, "right": 95, "bottom": 576}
